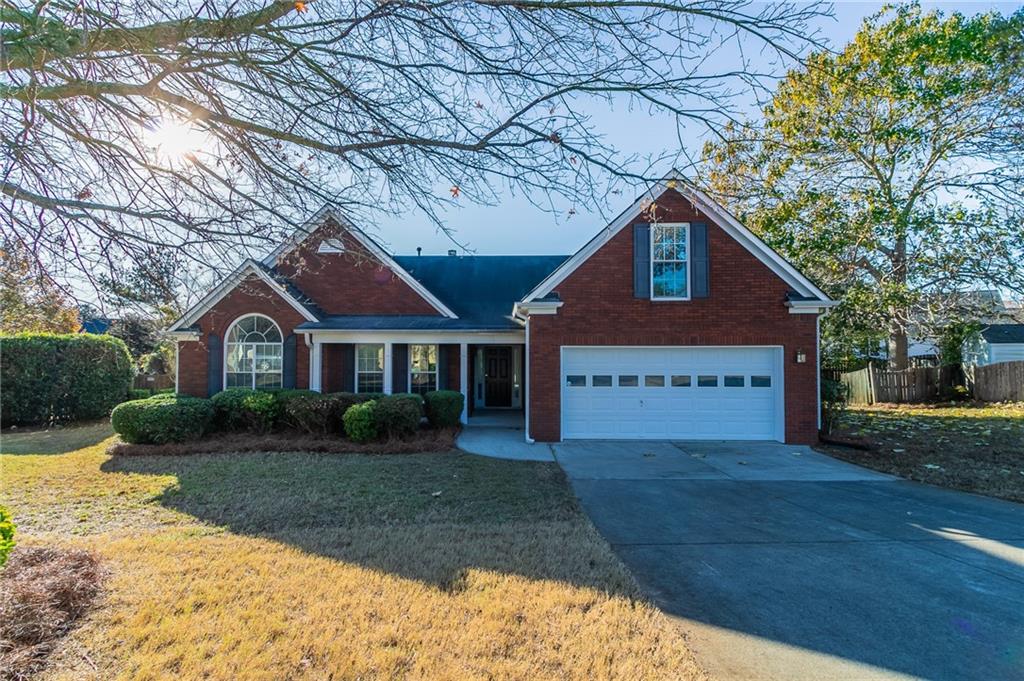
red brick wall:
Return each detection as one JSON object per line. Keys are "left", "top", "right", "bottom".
{"left": 527, "top": 190, "right": 820, "bottom": 444}
{"left": 177, "top": 274, "right": 310, "bottom": 397}
{"left": 273, "top": 220, "right": 441, "bottom": 315}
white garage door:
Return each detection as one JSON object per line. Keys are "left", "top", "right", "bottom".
{"left": 561, "top": 346, "right": 783, "bottom": 441}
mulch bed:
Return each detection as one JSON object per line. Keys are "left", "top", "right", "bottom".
{"left": 0, "top": 547, "right": 104, "bottom": 681}
{"left": 107, "top": 427, "right": 459, "bottom": 457}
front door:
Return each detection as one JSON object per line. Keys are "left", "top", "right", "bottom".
{"left": 484, "top": 347, "right": 513, "bottom": 407}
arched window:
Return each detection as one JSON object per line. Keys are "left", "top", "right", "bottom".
{"left": 225, "top": 314, "right": 283, "bottom": 389}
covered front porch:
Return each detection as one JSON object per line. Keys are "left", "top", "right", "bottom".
{"left": 302, "top": 329, "right": 525, "bottom": 424}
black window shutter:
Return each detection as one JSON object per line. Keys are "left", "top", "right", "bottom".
{"left": 392, "top": 343, "right": 408, "bottom": 393}
{"left": 341, "top": 344, "right": 355, "bottom": 392}
{"left": 282, "top": 334, "right": 297, "bottom": 389}
{"left": 437, "top": 345, "right": 448, "bottom": 390}
{"left": 633, "top": 223, "right": 651, "bottom": 298}
{"left": 691, "top": 222, "right": 710, "bottom": 298}
{"left": 207, "top": 332, "right": 222, "bottom": 396}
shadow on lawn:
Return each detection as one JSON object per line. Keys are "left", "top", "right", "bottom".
{"left": 100, "top": 450, "right": 637, "bottom": 594}
{"left": 0, "top": 420, "right": 113, "bottom": 455}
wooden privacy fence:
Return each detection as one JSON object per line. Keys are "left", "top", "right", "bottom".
{"left": 970, "top": 361, "right": 1024, "bottom": 402}
{"left": 837, "top": 364, "right": 958, "bottom": 405}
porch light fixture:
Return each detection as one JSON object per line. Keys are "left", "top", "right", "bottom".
{"left": 795, "top": 349, "right": 807, "bottom": 364}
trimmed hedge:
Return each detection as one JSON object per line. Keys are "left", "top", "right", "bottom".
{"left": 111, "top": 394, "right": 214, "bottom": 444}
{"left": 210, "top": 388, "right": 281, "bottom": 433}
{"left": 424, "top": 390, "right": 464, "bottom": 428}
{"left": 343, "top": 401, "right": 377, "bottom": 443}
{"left": 1, "top": 333, "right": 134, "bottom": 426}
{"left": 374, "top": 393, "right": 424, "bottom": 439}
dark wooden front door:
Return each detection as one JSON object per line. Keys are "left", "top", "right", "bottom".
{"left": 484, "top": 347, "right": 513, "bottom": 407}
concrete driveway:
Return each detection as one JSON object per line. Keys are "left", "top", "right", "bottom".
{"left": 554, "top": 441, "right": 1024, "bottom": 681}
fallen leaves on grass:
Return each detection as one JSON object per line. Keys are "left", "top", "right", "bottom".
{"left": 0, "top": 547, "right": 104, "bottom": 681}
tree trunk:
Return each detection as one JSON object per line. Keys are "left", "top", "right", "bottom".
{"left": 891, "top": 329, "right": 909, "bottom": 370}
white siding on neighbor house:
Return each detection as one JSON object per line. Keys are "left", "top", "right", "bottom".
{"left": 990, "top": 343, "right": 1024, "bottom": 365}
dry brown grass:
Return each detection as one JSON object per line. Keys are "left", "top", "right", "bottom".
{"left": 107, "top": 427, "right": 458, "bottom": 457}
{"left": 1, "top": 426, "right": 706, "bottom": 681}
{"left": 0, "top": 547, "right": 104, "bottom": 681}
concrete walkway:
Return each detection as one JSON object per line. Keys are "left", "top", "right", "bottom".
{"left": 553, "top": 440, "right": 1024, "bottom": 681}
{"left": 456, "top": 424, "right": 554, "bottom": 462}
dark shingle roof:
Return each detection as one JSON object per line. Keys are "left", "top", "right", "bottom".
{"left": 393, "top": 254, "right": 568, "bottom": 328}
{"left": 296, "top": 315, "right": 515, "bottom": 331}
{"left": 981, "top": 324, "right": 1024, "bottom": 344}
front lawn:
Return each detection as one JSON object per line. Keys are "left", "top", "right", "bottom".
{"left": 0, "top": 425, "right": 704, "bottom": 680}
{"left": 819, "top": 403, "right": 1024, "bottom": 503}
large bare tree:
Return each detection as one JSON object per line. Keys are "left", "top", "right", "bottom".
{"left": 2, "top": 0, "right": 825, "bottom": 302}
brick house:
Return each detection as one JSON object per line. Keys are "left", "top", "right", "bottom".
{"left": 168, "top": 176, "right": 835, "bottom": 444}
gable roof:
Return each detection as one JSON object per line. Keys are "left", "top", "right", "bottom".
{"left": 394, "top": 255, "right": 568, "bottom": 327}
{"left": 167, "top": 259, "right": 320, "bottom": 333}
{"left": 981, "top": 324, "right": 1024, "bottom": 344}
{"left": 261, "top": 205, "right": 458, "bottom": 318}
{"left": 521, "top": 173, "right": 834, "bottom": 305}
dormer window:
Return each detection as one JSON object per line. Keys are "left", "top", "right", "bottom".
{"left": 651, "top": 223, "right": 690, "bottom": 300}
{"left": 317, "top": 238, "right": 346, "bottom": 254}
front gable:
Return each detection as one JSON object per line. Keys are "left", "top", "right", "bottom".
{"left": 521, "top": 177, "right": 833, "bottom": 313}
{"left": 267, "top": 212, "right": 456, "bottom": 318}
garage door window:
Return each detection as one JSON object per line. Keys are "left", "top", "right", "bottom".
{"left": 671, "top": 375, "right": 691, "bottom": 387}
{"left": 751, "top": 375, "right": 772, "bottom": 387}
{"left": 593, "top": 375, "right": 612, "bottom": 387}
{"left": 618, "top": 375, "right": 639, "bottom": 387}
{"left": 697, "top": 375, "right": 718, "bottom": 387}
{"left": 566, "top": 375, "right": 586, "bottom": 387}
{"left": 645, "top": 375, "right": 665, "bottom": 387}
{"left": 724, "top": 375, "right": 745, "bottom": 387}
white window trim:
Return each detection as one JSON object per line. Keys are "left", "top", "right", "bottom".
{"left": 355, "top": 343, "right": 385, "bottom": 393}
{"left": 223, "top": 313, "right": 284, "bottom": 390}
{"left": 408, "top": 344, "right": 439, "bottom": 395}
{"left": 650, "top": 222, "right": 691, "bottom": 301}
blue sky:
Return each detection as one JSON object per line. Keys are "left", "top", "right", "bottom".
{"left": 374, "top": 1, "right": 1021, "bottom": 258}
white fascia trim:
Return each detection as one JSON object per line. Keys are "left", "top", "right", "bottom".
{"left": 167, "top": 330, "right": 200, "bottom": 341}
{"left": 521, "top": 172, "right": 835, "bottom": 305}
{"left": 786, "top": 300, "right": 839, "bottom": 315}
{"left": 514, "top": 301, "right": 564, "bottom": 316}
{"left": 302, "top": 329, "right": 524, "bottom": 345}
{"left": 261, "top": 205, "right": 458, "bottom": 319}
{"left": 166, "top": 259, "right": 318, "bottom": 332}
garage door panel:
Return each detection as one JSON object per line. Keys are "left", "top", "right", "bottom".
{"left": 562, "top": 347, "right": 782, "bottom": 441}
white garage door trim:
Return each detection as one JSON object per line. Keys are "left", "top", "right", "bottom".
{"left": 560, "top": 345, "right": 785, "bottom": 442}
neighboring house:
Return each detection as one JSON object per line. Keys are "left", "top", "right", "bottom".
{"left": 167, "top": 176, "right": 836, "bottom": 444}
{"left": 963, "top": 324, "right": 1024, "bottom": 366}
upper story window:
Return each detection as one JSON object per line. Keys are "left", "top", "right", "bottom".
{"left": 651, "top": 223, "right": 689, "bottom": 300}
{"left": 409, "top": 344, "right": 438, "bottom": 394}
{"left": 225, "top": 314, "right": 283, "bottom": 389}
{"left": 356, "top": 344, "right": 384, "bottom": 393}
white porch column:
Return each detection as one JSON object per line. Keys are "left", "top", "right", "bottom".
{"left": 310, "top": 341, "right": 323, "bottom": 392}
{"left": 383, "top": 341, "right": 393, "bottom": 394}
{"left": 459, "top": 342, "right": 468, "bottom": 424}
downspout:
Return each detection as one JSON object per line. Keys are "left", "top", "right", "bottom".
{"left": 174, "top": 340, "right": 180, "bottom": 394}
{"left": 816, "top": 312, "right": 824, "bottom": 432}
{"left": 524, "top": 315, "right": 534, "bottom": 443}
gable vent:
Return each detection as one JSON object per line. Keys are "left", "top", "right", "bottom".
{"left": 317, "top": 239, "right": 346, "bottom": 254}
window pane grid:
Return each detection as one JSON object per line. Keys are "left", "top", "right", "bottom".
{"left": 409, "top": 344, "right": 438, "bottom": 395}
{"left": 224, "top": 315, "right": 283, "bottom": 390}
{"left": 651, "top": 224, "right": 689, "bottom": 299}
{"left": 357, "top": 344, "right": 384, "bottom": 393}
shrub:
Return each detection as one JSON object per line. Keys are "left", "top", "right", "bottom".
{"left": 343, "top": 401, "right": 377, "bottom": 443}
{"left": 820, "top": 378, "right": 850, "bottom": 435}
{"left": 111, "top": 395, "right": 214, "bottom": 444}
{"left": 0, "top": 506, "right": 14, "bottom": 569}
{"left": 277, "top": 390, "right": 344, "bottom": 434}
{"left": 210, "top": 388, "right": 280, "bottom": 433}
{"left": 127, "top": 388, "right": 152, "bottom": 402}
{"left": 0, "top": 333, "right": 134, "bottom": 426}
{"left": 424, "top": 390, "right": 464, "bottom": 428}
{"left": 374, "top": 393, "right": 424, "bottom": 439}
